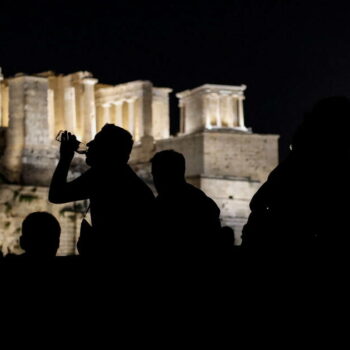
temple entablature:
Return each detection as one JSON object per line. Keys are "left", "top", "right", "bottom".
{"left": 176, "top": 84, "right": 247, "bottom": 135}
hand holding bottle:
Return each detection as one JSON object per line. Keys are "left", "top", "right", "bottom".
{"left": 56, "top": 131, "right": 88, "bottom": 160}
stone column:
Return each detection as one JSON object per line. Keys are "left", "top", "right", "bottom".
{"left": 1, "top": 77, "right": 25, "bottom": 182}
{"left": 48, "top": 89, "right": 55, "bottom": 140}
{"left": 179, "top": 100, "right": 185, "bottom": 133}
{"left": 136, "top": 98, "right": 143, "bottom": 141}
{"left": 225, "top": 95, "right": 234, "bottom": 128}
{"left": 127, "top": 99, "right": 135, "bottom": 136}
{"left": 114, "top": 101, "right": 123, "bottom": 127}
{"left": 102, "top": 103, "right": 111, "bottom": 127}
{"left": 109, "top": 103, "right": 116, "bottom": 125}
{"left": 203, "top": 96, "right": 211, "bottom": 129}
{"left": 141, "top": 81, "right": 153, "bottom": 137}
{"left": 0, "top": 73, "right": 3, "bottom": 127}
{"left": 64, "top": 86, "right": 77, "bottom": 133}
{"left": 238, "top": 96, "right": 245, "bottom": 129}
{"left": 52, "top": 76, "right": 65, "bottom": 136}
{"left": 1, "top": 84, "right": 9, "bottom": 127}
{"left": 215, "top": 94, "right": 222, "bottom": 127}
{"left": 232, "top": 96, "right": 238, "bottom": 127}
{"left": 74, "top": 81, "right": 85, "bottom": 141}
{"left": 82, "top": 78, "right": 98, "bottom": 142}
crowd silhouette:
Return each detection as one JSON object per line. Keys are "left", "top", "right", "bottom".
{"left": 1, "top": 97, "right": 350, "bottom": 266}
{"left": 242, "top": 96, "right": 350, "bottom": 258}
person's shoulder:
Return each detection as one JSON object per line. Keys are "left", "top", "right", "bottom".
{"left": 185, "top": 184, "right": 220, "bottom": 211}
{"left": 139, "top": 180, "right": 155, "bottom": 199}
{"left": 127, "top": 166, "right": 155, "bottom": 199}
{"left": 184, "top": 183, "right": 209, "bottom": 198}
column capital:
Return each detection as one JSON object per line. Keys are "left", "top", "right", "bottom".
{"left": 82, "top": 78, "right": 98, "bottom": 86}
{"left": 208, "top": 92, "right": 219, "bottom": 99}
{"left": 112, "top": 100, "right": 124, "bottom": 106}
{"left": 126, "top": 98, "right": 137, "bottom": 104}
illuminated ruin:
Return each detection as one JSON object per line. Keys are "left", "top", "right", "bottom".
{"left": 0, "top": 69, "right": 278, "bottom": 255}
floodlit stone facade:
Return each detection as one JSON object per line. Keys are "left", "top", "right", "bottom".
{"left": 0, "top": 69, "right": 278, "bottom": 255}
{"left": 177, "top": 84, "right": 247, "bottom": 134}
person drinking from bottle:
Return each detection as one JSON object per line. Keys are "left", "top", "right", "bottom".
{"left": 49, "top": 124, "right": 155, "bottom": 260}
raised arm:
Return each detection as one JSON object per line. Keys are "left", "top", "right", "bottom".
{"left": 49, "top": 131, "right": 89, "bottom": 203}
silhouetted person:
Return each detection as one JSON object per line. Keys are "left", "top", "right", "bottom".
{"left": 242, "top": 97, "right": 350, "bottom": 253}
{"left": 220, "top": 226, "right": 235, "bottom": 253}
{"left": 76, "top": 218, "right": 94, "bottom": 257}
{"left": 49, "top": 124, "right": 155, "bottom": 258}
{"left": 151, "top": 150, "right": 221, "bottom": 259}
{"left": 19, "top": 212, "right": 61, "bottom": 258}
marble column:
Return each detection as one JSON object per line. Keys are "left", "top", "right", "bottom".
{"left": 0, "top": 75, "right": 3, "bottom": 127}
{"left": 2, "top": 77, "right": 25, "bottom": 182}
{"left": 109, "top": 103, "right": 116, "bottom": 125}
{"left": 232, "top": 96, "right": 238, "bottom": 127}
{"left": 179, "top": 100, "right": 185, "bottom": 132}
{"left": 127, "top": 99, "right": 135, "bottom": 136}
{"left": 114, "top": 101, "right": 123, "bottom": 127}
{"left": 102, "top": 103, "right": 111, "bottom": 126}
{"left": 141, "top": 81, "right": 153, "bottom": 137}
{"left": 203, "top": 96, "right": 211, "bottom": 129}
{"left": 238, "top": 96, "right": 245, "bottom": 129}
{"left": 215, "top": 94, "right": 222, "bottom": 127}
{"left": 64, "top": 86, "right": 77, "bottom": 133}
{"left": 136, "top": 98, "right": 143, "bottom": 141}
{"left": 226, "top": 95, "right": 235, "bottom": 127}
{"left": 1, "top": 85, "right": 9, "bottom": 127}
{"left": 82, "top": 78, "right": 98, "bottom": 142}
{"left": 47, "top": 89, "right": 55, "bottom": 140}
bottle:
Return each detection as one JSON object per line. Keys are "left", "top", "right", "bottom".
{"left": 55, "top": 130, "right": 88, "bottom": 154}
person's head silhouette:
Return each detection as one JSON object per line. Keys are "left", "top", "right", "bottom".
{"left": 151, "top": 150, "right": 186, "bottom": 194}
{"left": 20, "top": 212, "right": 61, "bottom": 258}
{"left": 86, "top": 124, "right": 134, "bottom": 167}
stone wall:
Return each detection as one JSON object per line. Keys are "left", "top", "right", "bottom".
{"left": 154, "top": 130, "right": 279, "bottom": 243}
{"left": 155, "top": 130, "right": 279, "bottom": 182}
{"left": 195, "top": 176, "right": 261, "bottom": 244}
{"left": 0, "top": 184, "right": 87, "bottom": 256}
{"left": 202, "top": 130, "right": 279, "bottom": 182}
{"left": 155, "top": 133, "right": 205, "bottom": 177}
{"left": 0, "top": 79, "right": 9, "bottom": 127}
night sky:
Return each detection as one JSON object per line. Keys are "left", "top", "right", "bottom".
{"left": 1, "top": 0, "right": 350, "bottom": 160}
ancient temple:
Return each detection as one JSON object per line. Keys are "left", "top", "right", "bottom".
{"left": 0, "top": 69, "right": 278, "bottom": 255}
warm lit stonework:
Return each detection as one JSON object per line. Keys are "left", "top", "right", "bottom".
{"left": 177, "top": 84, "right": 247, "bottom": 133}
{"left": 0, "top": 69, "right": 278, "bottom": 255}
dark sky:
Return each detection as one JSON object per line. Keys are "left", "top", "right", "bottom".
{"left": 1, "top": 0, "right": 350, "bottom": 160}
